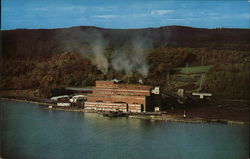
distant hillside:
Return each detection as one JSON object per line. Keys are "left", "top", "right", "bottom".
{"left": 2, "top": 26, "right": 250, "bottom": 58}
{"left": 1, "top": 26, "right": 250, "bottom": 99}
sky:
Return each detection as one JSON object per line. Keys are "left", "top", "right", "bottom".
{"left": 1, "top": 0, "right": 250, "bottom": 30}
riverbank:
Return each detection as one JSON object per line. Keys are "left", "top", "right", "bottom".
{"left": 43, "top": 106, "right": 249, "bottom": 125}
{"left": 1, "top": 90, "right": 249, "bottom": 125}
{"left": 128, "top": 114, "right": 248, "bottom": 125}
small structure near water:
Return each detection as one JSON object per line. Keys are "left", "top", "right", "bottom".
{"left": 51, "top": 95, "right": 69, "bottom": 101}
{"left": 50, "top": 95, "right": 71, "bottom": 107}
{"left": 69, "top": 95, "right": 86, "bottom": 103}
{"left": 154, "top": 107, "right": 160, "bottom": 112}
{"left": 192, "top": 92, "right": 212, "bottom": 99}
{"left": 57, "top": 102, "right": 71, "bottom": 107}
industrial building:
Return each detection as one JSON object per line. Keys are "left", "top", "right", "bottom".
{"left": 84, "top": 81, "right": 160, "bottom": 112}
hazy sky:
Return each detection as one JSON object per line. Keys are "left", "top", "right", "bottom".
{"left": 2, "top": 0, "right": 250, "bottom": 30}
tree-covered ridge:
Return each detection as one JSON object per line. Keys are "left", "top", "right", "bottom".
{"left": 2, "top": 26, "right": 250, "bottom": 58}
{"left": 2, "top": 46, "right": 249, "bottom": 99}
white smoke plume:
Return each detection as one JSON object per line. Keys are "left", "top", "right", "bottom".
{"left": 56, "top": 28, "right": 109, "bottom": 74}
{"left": 111, "top": 36, "right": 151, "bottom": 77}
{"left": 90, "top": 39, "right": 109, "bottom": 74}
{"left": 56, "top": 28, "right": 152, "bottom": 76}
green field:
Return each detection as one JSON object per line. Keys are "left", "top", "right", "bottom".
{"left": 173, "top": 65, "right": 212, "bottom": 74}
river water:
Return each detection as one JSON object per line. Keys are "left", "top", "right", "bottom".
{"left": 1, "top": 100, "right": 249, "bottom": 159}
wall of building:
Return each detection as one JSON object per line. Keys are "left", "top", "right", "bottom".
{"left": 128, "top": 104, "right": 142, "bottom": 112}
{"left": 84, "top": 102, "right": 144, "bottom": 112}
{"left": 92, "top": 89, "right": 151, "bottom": 96}
{"left": 87, "top": 94, "right": 146, "bottom": 105}
{"left": 84, "top": 102, "right": 127, "bottom": 112}
{"left": 85, "top": 81, "right": 155, "bottom": 112}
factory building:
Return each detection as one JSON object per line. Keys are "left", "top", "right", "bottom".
{"left": 84, "top": 81, "right": 160, "bottom": 112}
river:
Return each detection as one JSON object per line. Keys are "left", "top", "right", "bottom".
{"left": 1, "top": 100, "right": 249, "bottom": 159}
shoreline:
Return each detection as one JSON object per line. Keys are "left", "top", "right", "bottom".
{"left": 128, "top": 115, "right": 248, "bottom": 125}
{"left": 1, "top": 97, "right": 249, "bottom": 125}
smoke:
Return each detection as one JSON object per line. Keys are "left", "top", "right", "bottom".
{"left": 56, "top": 28, "right": 152, "bottom": 76}
{"left": 56, "top": 28, "right": 109, "bottom": 74}
{"left": 90, "top": 38, "right": 109, "bottom": 74}
{"left": 111, "top": 36, "right": 151, "bottom": 77}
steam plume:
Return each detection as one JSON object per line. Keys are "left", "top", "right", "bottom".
{"left": 90, "top": 39, "right": 109, "bottom": 74}
{"left": 56, "top": 28, "right": 152, "bottom": 76}
{"left": 111, "top": 36, "right": 151, "bottom": 77}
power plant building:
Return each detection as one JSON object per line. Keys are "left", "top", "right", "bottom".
{"left": 84, "top": 81, "right": 160, "bottom": 112}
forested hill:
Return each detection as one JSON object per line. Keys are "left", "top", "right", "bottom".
{"left": 2, "top": 26, "right": 250, "bottom": 99}
{"left": 2, "top": 25, "right": 250, "bottom": 58}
